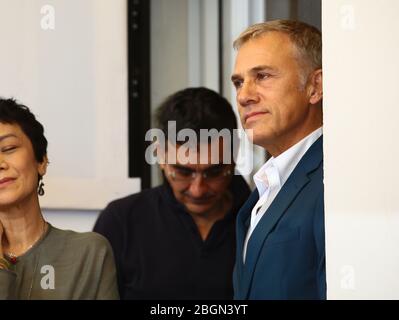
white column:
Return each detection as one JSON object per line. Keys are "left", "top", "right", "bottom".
{"left": 323, "top": 0, "right": 399, "bottom": 299}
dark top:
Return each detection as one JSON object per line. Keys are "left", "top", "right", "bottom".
{"left": 93, "top": 175, "right": 251, "bottom": 300}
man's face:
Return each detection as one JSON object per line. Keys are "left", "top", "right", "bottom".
{"left": 231, "top": 32, "right": 322, "bottom": 155}
{"left": 160, "top": 141, "right": 233, "bottom": 216}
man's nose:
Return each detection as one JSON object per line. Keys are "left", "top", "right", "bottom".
{"left": 188, "top": 174, "right": 208, "bottom": 197}
{"left": 237, "top": 80, "right": 259, "bottom": 107}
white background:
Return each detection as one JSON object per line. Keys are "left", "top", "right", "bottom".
{"left": 0, "top": 0, "right": 140, "bottom": 231}
{"left": 323, "top": 0, "right": 399, "bottom": 299}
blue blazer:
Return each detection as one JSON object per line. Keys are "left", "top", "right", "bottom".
{"left": 234, "top": 137, "right": 326, "bottom": 300}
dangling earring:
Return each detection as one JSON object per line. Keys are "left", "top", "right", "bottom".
{"left": 38, "top": 181, "right": 45, "bottom": 196}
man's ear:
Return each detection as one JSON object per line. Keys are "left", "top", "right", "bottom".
{"left": 38, "top": 155, "right": 49, "bottom": 177}
{"left": 308, "top": 69, "right": 323, "bottom": 105}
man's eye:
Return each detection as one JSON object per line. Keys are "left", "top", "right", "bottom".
{"left": 233, "top": 80, "right": 243, "bottom": 89}
{"left": 175, "top": 168, "right": 194, "bottom": 177}
{"left": 257, "top": 73, "right": 270, "bottom": 80}
{"left": 204, "top": 167, "right": 224, "bottom": 178}
{"left": 206, "top": 168, "right": 223, "bottom": 177}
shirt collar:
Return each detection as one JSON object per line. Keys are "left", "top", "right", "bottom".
{"left": 254, "top": 127, "right": 323, "bottom": 197}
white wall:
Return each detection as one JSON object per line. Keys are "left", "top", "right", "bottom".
{"left": 0, "top": 0, "right": 140, "bottom": 212}
{"left": 43, "top": 209, "right": 99, "bottom": 233}
{"left": 0, "top": 0, "right": 140, "bottom": 232}
{"left": 323, "top": 0, "right": 399, "bottom": 299}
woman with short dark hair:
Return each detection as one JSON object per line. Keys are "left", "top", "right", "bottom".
{"left": 0, "top": 98, "right": 119, "bottom": 299}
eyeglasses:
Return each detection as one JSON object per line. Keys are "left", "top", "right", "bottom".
{"left": 166, "top": 165, "right": 232, "bottom": 182}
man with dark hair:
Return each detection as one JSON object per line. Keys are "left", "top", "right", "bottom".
{"left": 94, "top": 87, "right": 250, "bottom": 299}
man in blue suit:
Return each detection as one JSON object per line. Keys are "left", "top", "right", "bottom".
{"left": 230, "top": 20, "right": 326, "bottom": 299}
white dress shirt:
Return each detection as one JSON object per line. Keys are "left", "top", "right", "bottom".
{"left": 242, "top": 127, "right": 323, "bottom": 262}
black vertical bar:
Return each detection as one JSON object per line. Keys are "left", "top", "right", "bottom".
{"left": 128, "top": 0, "right": 151, "bottom": 189}
{"left": 218, "top": 0, "right": 224, "bottom": 95}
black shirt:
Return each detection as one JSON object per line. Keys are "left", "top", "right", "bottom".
{"left": 93, "top": 175, "right": 250, "bottom": 300}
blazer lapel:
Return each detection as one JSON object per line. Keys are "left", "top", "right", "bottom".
{"left": 241, "top": 136, "right": 323, "bottom": 299}
{"left": 234, "top": 189, "right": 259, "bottom": 299}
